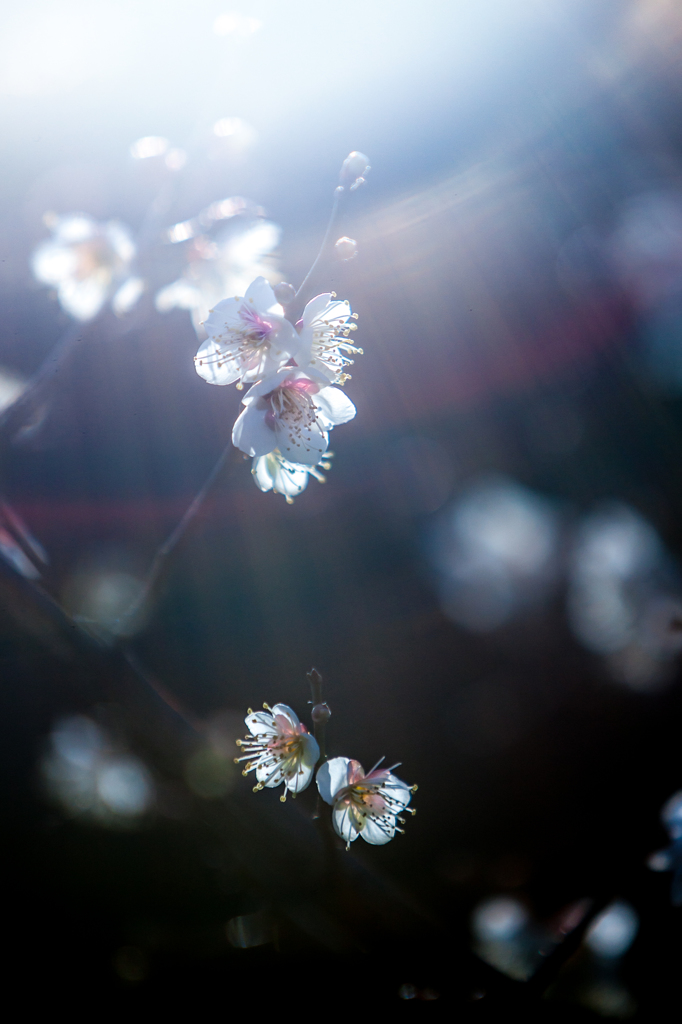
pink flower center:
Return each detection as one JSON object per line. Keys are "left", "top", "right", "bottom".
{"left": 238, "top": 304, "right": 274, "bottom": 340}
{"left": 262, "top": 378, "right": 320, "bottom": 430}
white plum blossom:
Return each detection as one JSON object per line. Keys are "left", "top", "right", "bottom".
{"left": 297, "top": 292, "right": 362, "bottom": 384}
{"left": 252, "top": 448, "right": 332, "bottom": 503}
{"left": 32, "top": 213, "right": 141, "bottom": 321}
{"left": 232, "top": 367, "right": 356, "bottom": 466}
{"left": 234, "top": 703, "right": 319, "bottom": 799}
{"left": 156, "top": 217, "right": 281, "bottom": 336}
{"left": 194, "top": 277, "right": 300, "bottom": 387}
{"left": 316, "top": 756, "right": 416, "bottom": 849}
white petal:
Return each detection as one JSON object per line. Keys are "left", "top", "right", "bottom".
{"left": 286, "top": 758, "right": 315, "bottom": 794}
{"left": 271, "top": 704, "right": 300, "bottom": 730}
{"left": 31, "top": 242, "right": 78, "bottom": 287}
{"left": 56, "top": 215, "right": 97, "bottom": 244}
{"left": 257, "top": 762, "right": 285, "bottom": 787}
{"left": 105, "top": 220, "right": 136, "bottom": 264}
{"left": 111, "top": 276, "right": 144, "bottom": 315}
{"left": 59, "top": 278, "right": 108, "bottom": 322}
{"left": 302, "top": 293, "right": 333, "bottom": 325}
{"left": 232, "top": 406, "right": 278, "bottom": 457}
{"left": 275, "top": 420, "right": 328, "bottom": 467}
{"left": 252, "top": 455, "right": 276, "bottom": 492}
{"left": 333, "top": 802, "right": 360, "bottom": 843}
{"left": 245, "top": 711, "right": 276, "bottom": 735}
{"left": 241, "top": 368, "right": 289, "bottom": 403}
{"left": 245, "top": 276, "right": 280, "bottom": 313}
{"left": 316, "top": 757, "right": 351, "bottom": 805}
{"left": 361, "top": 816, "right": 396, "bottom": 845}
{"left": 300, "top": 732, "right": 320, "bottom": 768}
{"left": 194, "top": 338, "right": 243, "bottom": 386}
{"left": 313, "top": 387, "right": 356, "bottom": 428}
{"left": 383, "top": 775, "right": 412, "bottom": 810}
{"left": 204, "top": 296, "right": 244, "bottom": 334}
{"left": 270, "top": 458, "right": 309, "bottom": 498}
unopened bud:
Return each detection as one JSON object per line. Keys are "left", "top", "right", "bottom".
{"left": 273, "top": 282, "right": 296, "bottom": 306}
{"left": 311, "top": 702, "right": 331, "bottom": 725}
{"left": 307, "top": 667, "right": 323, "bottom": 686}
{"left": 339, "top": 151, "right": 371, "bottom": 188}
{"left": 334, "top": 236, "right": 358, "bottom": 261}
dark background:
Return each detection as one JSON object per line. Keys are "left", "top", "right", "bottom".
{"left": 2, "top": 1, "right": 682, "bottom": 1015}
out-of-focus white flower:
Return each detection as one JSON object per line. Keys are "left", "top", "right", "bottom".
{"left": 297, "top": 292, "right": 362, "bottom": 384}
{"left": 194, "top": 277, "right": 300, "bottom": 386}
{"left": 155, "top": 216, "right": 281, "bottom": 336}
{"left": 32, "top": 214, "right": 140, "bottom": 321}
{"left": 317, "top": 756, "right": 415, "bottom": 849}
{"left": 252, "top": 448, "right": 332, "bottom": 503}
{"left": 429, "top": 477, "right": 559, "bottom": 632}
{"left": 233, "top": 367, "right": 356, "bottom": 466}
{"left": 41, "top": 715, "right": 154, "bottom": 823}
{"left": 567, "top": 504, "right": 682, "bottom": 689}
{"left": 234, "top": 703, "right": 319, "bottom": 799}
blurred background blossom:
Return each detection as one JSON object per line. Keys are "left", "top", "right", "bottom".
{"left": 567, "top": 504, "right": 682, "bottom": 689}
{"left": 427, "top": 476, "right": 561, "bottom": 632}
{"left": 155, "top": 201, "right": 281, "bottom": 336}
{"left": 31, "top": 213, "right": 141, "bottom": 321}
{"left": 41, "top": 715, "right": 154, "bottom": 825}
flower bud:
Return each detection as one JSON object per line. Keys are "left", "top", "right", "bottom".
{"left": 273, "top": 282, "right": 296, "bottom": 306}
{"left": 339, "top": 151, "right": 370, "bottom": 188}
{"left": 334, "top": 236, "right": 358, "bottom": 261}
{"left": 311, "top": 702, "right": 331, "bottom": 725}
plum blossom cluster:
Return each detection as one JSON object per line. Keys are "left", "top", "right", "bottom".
{"left": 195, "top": 276, "right": 362, "bottom": 500}
{"left": 235, "top": 700, "right": 416, "bottom": 847}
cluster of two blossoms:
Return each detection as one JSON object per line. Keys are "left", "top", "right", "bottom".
{"left": 235, "top": 704, "right": 416, "bottom": 849}
{"left": 194, "top": 276, "right": 361, "bottom": 501}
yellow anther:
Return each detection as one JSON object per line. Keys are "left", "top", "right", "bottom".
{"left": 236, "top": 382, "right": 243, "bottom": 390}
{"left": 235, "top": 738, "right": 242, "bottom": 746}
{"left": 280, "top": 794, "right": 286, "bottom": 803}
{"left": 263, "top": 702, "right": 271, "bottom": 710}
{"left": 247, "top": 708, "right": 253, "bottom": 715}
{"left": 242, "top": 770, "right": 249, "bottom": 777}
{"left": 411, "top": 784, "right": 418, "bottom": 792}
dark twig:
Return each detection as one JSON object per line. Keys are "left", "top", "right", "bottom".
{"left": 118, "top": 441, "right": 236, "bottom": 632}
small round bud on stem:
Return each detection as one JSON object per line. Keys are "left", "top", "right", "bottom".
{"left": 273, "top": 282, "right": 296, "bottom": 306}
{"left": 340, "top": 151, "right": 371, "bottom": 188}
{"left": 311, "top": 702, "right": 331, "bottom": 725}
{"left": 334, "top": 236, "right": 358, "bottom": 261}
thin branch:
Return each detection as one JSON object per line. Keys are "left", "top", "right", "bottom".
{"left": 119, "top": 441, "right": 235, "bottom": 632}
{"left": 294, "top": 187, "right": 344, "bottom": 302}
{"left": 0, "top": 320, "right": 87, "bottom": 443}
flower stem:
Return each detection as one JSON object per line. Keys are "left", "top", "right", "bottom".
{"left": 293, "top": 187, "right": 344, "bottom": 302}
{"left": 118, "top": 441, "right": 236, "bottom": 632}
{"left": 308, "top": 666, "right": 331, "bottom": 822}
{"left": 0, "top": 321, "right": 87, "bottom": 443}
